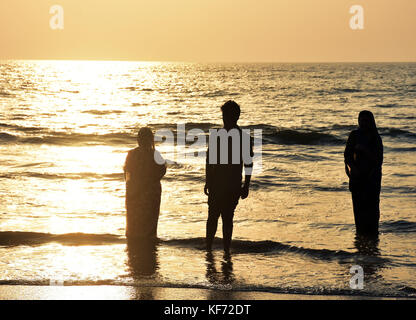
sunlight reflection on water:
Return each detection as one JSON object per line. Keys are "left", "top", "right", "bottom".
{"left": 1, "top": 61, "right": 416, "bottom": 297}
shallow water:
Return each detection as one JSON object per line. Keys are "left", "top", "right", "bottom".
{"left": 1, "top": 61, "right": 416, "bottom": 297}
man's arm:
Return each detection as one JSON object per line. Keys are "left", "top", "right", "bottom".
{"left": 204, "top": 147, "right": 212, "bottom": 196}
{"left": 241, "top": 135, "right": 254, "bottom": 199}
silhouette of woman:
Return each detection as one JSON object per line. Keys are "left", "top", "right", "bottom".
{"left": 124, "top": 127, "right": 166, "bottom": 239}
{"left": 344, "top": 111, "right": 383, "bottom": 236}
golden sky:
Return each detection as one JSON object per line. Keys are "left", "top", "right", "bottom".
{"left": 1, "top": 0, "right": 415, "bottom": 62}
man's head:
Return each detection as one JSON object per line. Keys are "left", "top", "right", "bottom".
{"left": 221, "top": 100, "right": 240, "bottom": 129}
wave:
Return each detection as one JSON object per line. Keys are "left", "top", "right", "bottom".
{"left": 60, "top": 89, "right": 79, "bottom": 94}
{"left": 276, "top": 153, "right": 331, "bottom": 162}
{"left": 163, "top": 173, "right": 204, "bottom": 183}
{"left": 0, "top": 171, "right": 124, "bottom": 181}
{"left": 165, "top": 237, "right": 389, "bottom": 263}
{"left": 1, "top": 121, "right": 415, "bottom": 147}
{"left": 0, "top": 132, "right": 18, "bottom": 142}
{"left": 316, "top": 88, "right": 362, "bottom": 95}
{"left": 1, "top": 169, "right": 337, "bottom": 191}
{"left": 0, "top": 90, "right": 15, "bottom": 97}
{"left": 376, "top": 103, "right": 399, "bottom": 108}
{"left": 240, "top": 124, "right": 345, "bottom": 145}
{"left": 380, "top": 220, "right": 416, "bottom": 234}
{"left": 0, "top": 232, "right": 389, "bottom": 264}
{"left": 151, "top": 122, "right": 217, "bottom": 131}
{"left": 328, "top": 125, "right": 416, "bottom": 140}
{"left": 380, "top": 128, "right": 416, "bottom": 139}
{"left": 386, "top": 146, "right": 416, "bottom": 152}
{"left": 262, "top": 129, "right": 344, "bottom": 146}
{"left": 311, "top": 185, "right": 347, "bottom": 192}
{"left": 382, "top": 185, "right": 416, "bottom": 195}
{"left": 122, "top": 87, "right": 154, "bottom": 92}
{"left": 0, "top": 279, "right": 413, "bottom": 298}
{"left": 335, "top": 88, "right": 362, "bottom": 93}
{"left": 390, "top": 115, "right": 416, "bottom": 120}
{"left": 81, "top": 109, "right": 125, "bottom": 115}
{"left": 328, "top": 124, "right": 357, "bottom": 131}
{"left": 328, "top": 124, "right": 416, "bottom": 140}
{"left": 199, "top": 90, "right": 240, "bottom": 98}
{"left": 0, "top": 231, "right": 125, "bottom": 247}
{"left": 13, "top": 162, "right": 53, "bottom": 168}
{"left": 0, "top": 278, "right": 412, "bottom": 298}
{"left": 0, "top": 122, "right": 219, "bottom": 146}
{"left": 0, "top": 131, "right": 136, "bottom": 146}
{"left": 0, "top": 122, "right": 51, "bottom": 133}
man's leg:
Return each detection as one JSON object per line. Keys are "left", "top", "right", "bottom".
{"left": 221, "top": 208, "right": 234, "bottom": 253}
{"left": 206, "top": 198, "right": 220, "bottom": 251}
{"left": 221, "top": 196, "right": 238, "bottom": 253}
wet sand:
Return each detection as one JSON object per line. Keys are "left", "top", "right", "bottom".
{"left": 0, "top": 285, "right": 409, "bottom": 300}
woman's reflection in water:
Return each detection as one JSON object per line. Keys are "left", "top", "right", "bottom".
{"left": 126, "top": 238, "right": 159, "bottom": 299}
{"left": 354, "top": 234, "right": 384, "bottom": 281}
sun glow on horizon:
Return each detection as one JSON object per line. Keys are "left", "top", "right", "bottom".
{"left": 1, "top": 0, "right": 415, "bottom": 62}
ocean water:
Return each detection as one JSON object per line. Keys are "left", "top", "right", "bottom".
{"left": 1, "top": 61, "right": 416, "bottom": 298}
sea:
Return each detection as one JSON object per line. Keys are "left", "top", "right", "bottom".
{"left": 1, "top": 61, "right": 415, "bottom": 298}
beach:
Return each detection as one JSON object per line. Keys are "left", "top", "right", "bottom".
{"left": 1, "top": 61, "right": 416, "bottom": 299}
{"left": 2, "top": 285, "right": 412, "bottom": 300}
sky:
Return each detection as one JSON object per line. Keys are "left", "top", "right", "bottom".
{"left": 1, "top": 0, "right": 415, "bottom": 62}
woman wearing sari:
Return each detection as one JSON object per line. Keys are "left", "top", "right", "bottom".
{"left": 124, "top": 127, "right": 166, "bottom": 240}
{"left": 344, "top": 111, "right": 383, "bottom": 237}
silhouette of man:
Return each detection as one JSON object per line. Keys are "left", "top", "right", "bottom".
{"left": 204, "top": 101, "right": 253, "bottom": 253}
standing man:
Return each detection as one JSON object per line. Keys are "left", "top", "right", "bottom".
{"left": 204, "top": 101, "right": 254, "bottom": 253}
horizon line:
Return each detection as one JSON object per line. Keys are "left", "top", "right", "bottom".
{"left": 1, "top": 58, "right": 416, "bottom": 64}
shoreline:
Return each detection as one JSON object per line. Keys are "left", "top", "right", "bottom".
{"left": 0, "top": 285, "right": 413, "bottom": 300}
